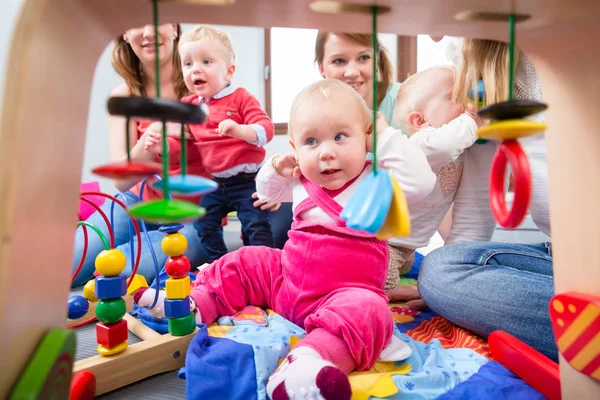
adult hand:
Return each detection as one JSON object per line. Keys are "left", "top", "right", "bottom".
{"left": 386, "top": 285, "right": 427, "bottom": 310}
{"left": 252, "top": 192, "right": 281, "bottom": 212}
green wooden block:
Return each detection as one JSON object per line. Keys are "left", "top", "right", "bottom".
{"left": 10, "top": 328, "right": 76, "bottom": 400}
{"left": 168, "top": 312, "right": 196, "bottom": 336}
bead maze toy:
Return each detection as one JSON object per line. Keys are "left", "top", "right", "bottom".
{"left": 1, "top": 1, "right": 600, "bottom": 399}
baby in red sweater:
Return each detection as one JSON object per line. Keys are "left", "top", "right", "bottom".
{"left": 158, "top": 25, "right": 276, "bottom": 261}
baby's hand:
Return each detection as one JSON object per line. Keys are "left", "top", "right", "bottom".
{"left": 272, "top": 153, "right": 301, "bottom": 179}
{"left": 216, "top": 119, "right": 241, "bottom": 138}
{"left": 143, "top": 122, "right": 192, "bottom": 154}
{"left": 144, "top": 129, "right": 164, "bottom": 154}
{"left": 466, "top": 103, "right": 484, "bottom": 127}
{"left": 376, "top": 112, "right": 389, "bottom": 135}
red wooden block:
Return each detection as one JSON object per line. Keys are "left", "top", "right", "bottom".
{"left": 96, "top": 319, "right": 128, "bottom": 349}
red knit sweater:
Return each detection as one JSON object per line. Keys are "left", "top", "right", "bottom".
{"left": 181, "top": 88, "right": 274, "bottom": 174}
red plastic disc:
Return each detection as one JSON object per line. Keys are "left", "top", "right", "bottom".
{"left": 92, "top": 161, "right": 162, "bottom": 179}
{"left": 489, "top": 140, "right": 532, "bottom": 229}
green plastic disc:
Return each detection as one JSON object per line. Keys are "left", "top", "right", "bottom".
{"left": 168, "top": 312, "right": 196, "bottom": 336}
{"left": 127, "top": 199, "right": 206, "bottom": 224}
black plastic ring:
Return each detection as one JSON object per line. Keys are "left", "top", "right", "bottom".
{"left": 107, "top": 97, "right": 208, "bottom": 123}
{"left": 477, "top": 100, "right": 547, "bottom": 121}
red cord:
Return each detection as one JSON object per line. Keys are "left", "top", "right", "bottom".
{"left": 68, "top": 316, "right": 97, "bottom": 329}
{"left": 80, "top": 197, "right": 115, "bottom": 248}
{"left": 72, "top": 226, "right": 89, "bottom": 284}
{"left": 81, "top": 192, "right": 142, "bottom": 288}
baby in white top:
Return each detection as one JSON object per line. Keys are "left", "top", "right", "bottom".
{"left": 383, "top": 66, "right": 485, "bottom": 290}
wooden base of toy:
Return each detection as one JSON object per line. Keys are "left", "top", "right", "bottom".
{"left": 73, "top": 313, "right": 197, "bottom": 396}
{"left": 66, "top": 295, "right": 134, "bottom": 328}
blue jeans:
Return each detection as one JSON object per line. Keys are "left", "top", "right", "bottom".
{"left": 244, "top": 202, "right": 293, "bottom": 249}
{"left": 71, "top": 191, "right": 209, "bottom": 287}
{"left": 195, "top": 172, "right": 275, "bottom": 261}
{"left": 418, "top": 241, "right": 558, "bottom": 361}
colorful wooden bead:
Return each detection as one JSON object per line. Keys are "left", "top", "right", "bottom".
{"left": 67, "top": 295, "right": 90, "bottom": 320}
{"left": 477, "top": 119, "right": 547, "bottom": 141}
{"left": 161, "top": 232, "right": 188, "bottom": 257}
{"left": 94, "top": 249, "right": 127, "bottom": 277}
{"left": 168, "top": 312, "right": 196, "bottom": 336}
{"left": 164, "top": 297, "right": 191, "bottom": 319}
{"left": 126, "top": 274, "right": 149, "bottom": 296}
{"left": 96, "top": 320, "right": 128, "bottom": 349}
{"left": 165, "top": 255, "right": 191, "bottom": 279}
{"left": 165, "top": 276, "right": 191, "bottom": 300}
{"left": 95, "top": 298, "right": 126, "bottom": 324}
{"left": 95, "top": 274, "right": 127, "bottom": 300}
{"left": 477, "top": 99, "right": 547, "bottom": 121}
{"left": 97, "top": 340, "right": 128, "bottom": 356}
{"left": 83, "top": 280, "right": 98, "bottom": 303}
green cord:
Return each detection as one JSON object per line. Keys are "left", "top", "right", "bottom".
{"left": 371, "top": 6, "right": 378, "bottom": 174}
{"left": 152, "top": 0, "right": 170, "bottom": 198}
{"left": 181, "top": 122, "right": 187, "bottom": 176}
{"left": 77, "top": 221, "right": 110, "bottom": 251}
{"left": 126, "top": 116, "right": 131, "bottom": 162}
{"left": 508, "top": 14, "right": 515, "bottom": 101}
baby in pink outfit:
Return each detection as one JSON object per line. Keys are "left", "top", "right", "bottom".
{"left": 143, "top": 79, "right": 435, "bottom": 399}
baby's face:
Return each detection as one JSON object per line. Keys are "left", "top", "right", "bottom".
{"left": 289, "top": 96, "right": 368, "bottom": 190}
{"left": 421, "top": 70, "right": 464, "bottom": 128}
{"left": 180, "top": 39, "right": 234, "bottom": 98}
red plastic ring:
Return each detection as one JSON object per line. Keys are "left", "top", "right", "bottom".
{"left": 490, "top": 140, "right": 532, "bottom": 229}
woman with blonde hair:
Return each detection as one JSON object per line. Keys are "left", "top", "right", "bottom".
{"left": 415, "top": 37, "right": 557, "bottom": 361}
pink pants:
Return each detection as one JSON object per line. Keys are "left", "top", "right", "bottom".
{"left": 190, "top": 222, "right": 393, "bottom": 373}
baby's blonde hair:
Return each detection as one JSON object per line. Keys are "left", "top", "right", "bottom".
{"left": 452, "top": 38, "right": 517, "bottom": 107}
{"left": 394, "top": 66, "right": 456, "bottom": 135}
{"left": 288, "top": 79, "right": 372, "bottom": 138}
{"left": 179, "top": 25, "right": 236, "bottom": 64}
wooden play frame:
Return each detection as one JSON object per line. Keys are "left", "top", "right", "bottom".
{"left": 1, "top": 0, "right": 599, "bottom": 398}
{"left": 65, "top": 294, "right": 197, "bottom": 395}
{"left": 73, "top": 313, "right": 198, "bottom": 395}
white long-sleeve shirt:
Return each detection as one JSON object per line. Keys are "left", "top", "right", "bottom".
{"left": 256, "top": 127, "right": 436, "bottom": 225}
{"left": 389, "top": 114, "right": 479, "bottom": 249}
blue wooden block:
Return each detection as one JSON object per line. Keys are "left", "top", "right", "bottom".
{"left": 95, "top": 274, "right": 127, "bottom": 299}
{"left": 164, "top": 296, "right": 191, "bottom": 319}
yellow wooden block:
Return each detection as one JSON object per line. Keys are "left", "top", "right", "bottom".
{"left": 126, "top": 274, "right": 149, "bottom": 296}
{"left": 477, "top": 119, "right": 547, "bottom": 141}
{"left": 165, "top": 276, "right": 191, "bottom": 299}
{"left": 83, "top": 280, "right": 98, "bottom": 303}
{"left": 97, "top": 340, "right": 128, "bottom": 356}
